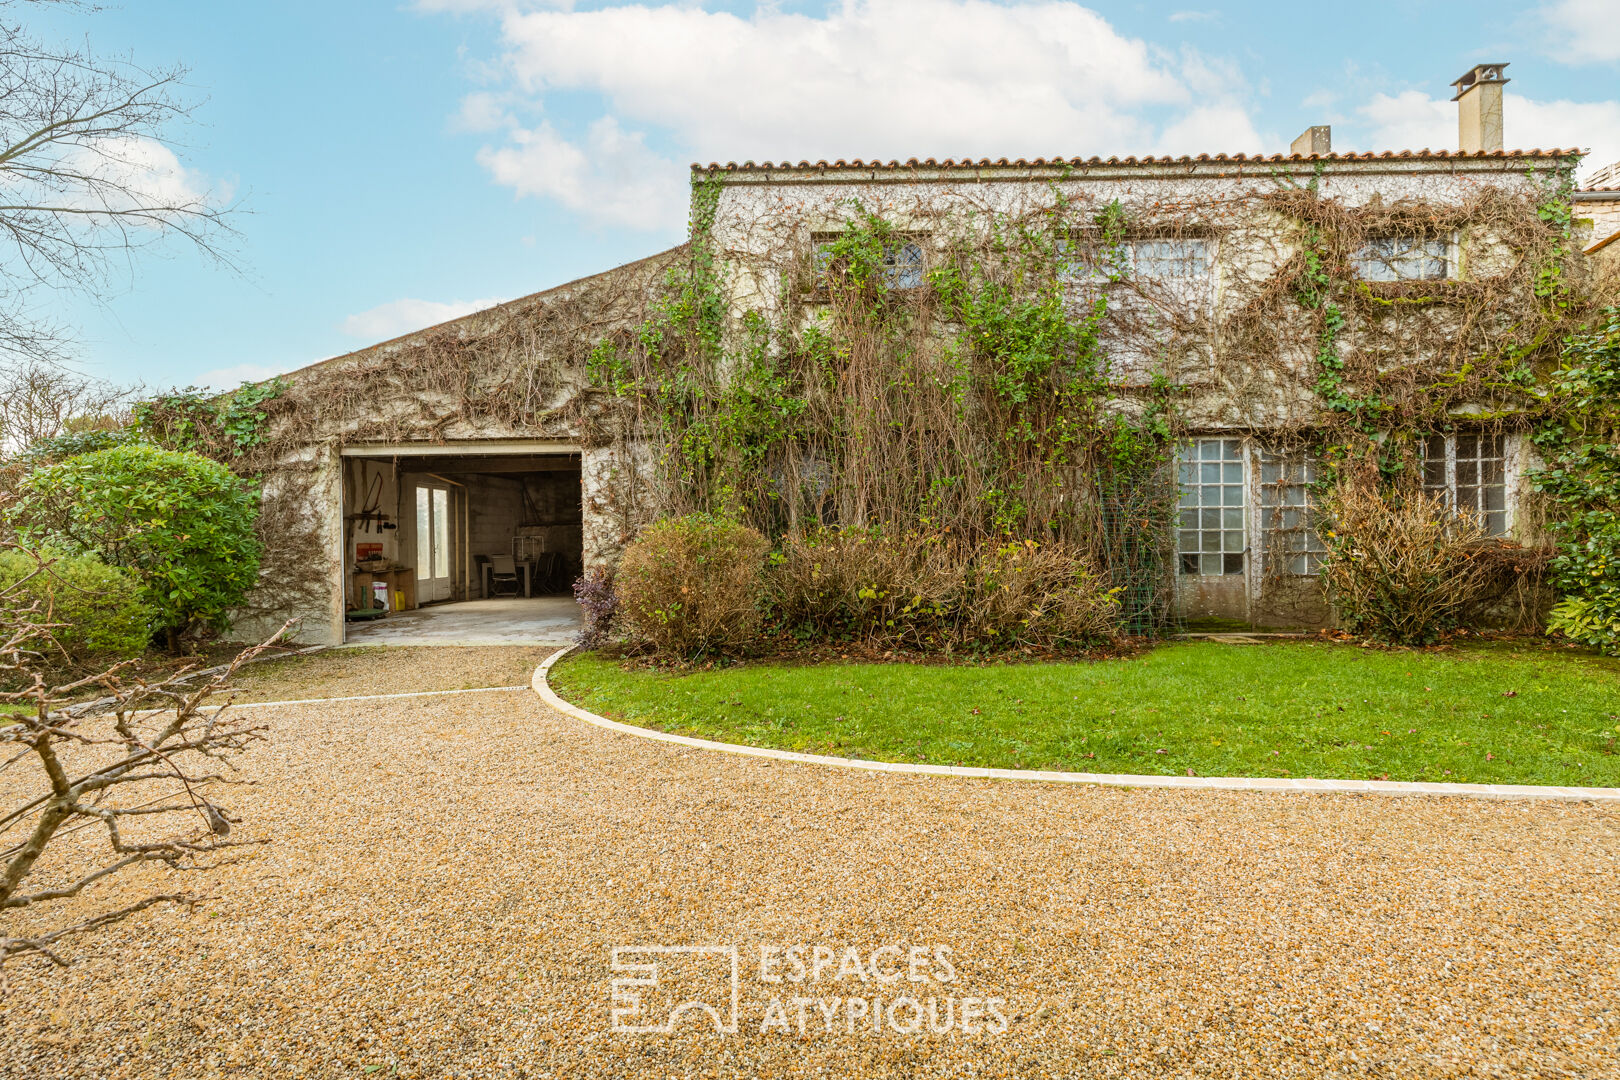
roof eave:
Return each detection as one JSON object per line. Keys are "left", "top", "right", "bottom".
{"left": 693, "top": 149, "right": 1583, "bottom": 183}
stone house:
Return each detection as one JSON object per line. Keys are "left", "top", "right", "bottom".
{"left": 1577, "top": 159, "right": 1620, "bottom": 272}
{"left": 253, "top": 66, "right": 1598, "bottom": 644}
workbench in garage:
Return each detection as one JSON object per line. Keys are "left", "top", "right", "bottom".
{"left": 349, "top": 567, "right": 417, "bottom": 612}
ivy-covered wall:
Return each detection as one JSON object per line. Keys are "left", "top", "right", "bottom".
{"left": 584, "top": 154, "right": 1589, "bottom": 628}
{"left": 221, "top": 151, "right": 1613, "bottom": 642}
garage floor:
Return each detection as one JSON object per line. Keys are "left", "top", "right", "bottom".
{"left": 342, "top": 596, "right": 581, "bottom": 646}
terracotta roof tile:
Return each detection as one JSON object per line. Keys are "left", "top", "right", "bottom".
{"left": 692, "top": 150, "right": 1581, "bottom": 172}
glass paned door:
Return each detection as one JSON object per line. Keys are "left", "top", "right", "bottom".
{"left": 1176, "top": 439, "right": 1246, "bottom": 576}
{"left": 415, "top": 485, "right": 453, "bottom": 603}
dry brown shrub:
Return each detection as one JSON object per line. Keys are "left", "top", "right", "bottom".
{"left": 1317, "top": 484, "right": 1498, "bottom": 645}
{"left": 966, "top": 539, "right": 1120, "bottom": 650}
{"left": 768, "top": 528, "right": 961, "bottom": 649}
{"left": 614, "top": 514, "right": 768, "bottom": 660}
{"left": 769, "top": 528, "right": 1118, "bottom": 652}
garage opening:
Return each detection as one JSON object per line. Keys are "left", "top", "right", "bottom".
{"left": 339, "top": 445, "right": 584, "bottom": 645}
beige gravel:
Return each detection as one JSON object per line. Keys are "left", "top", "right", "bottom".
{"left": 223, "top": 645, "right": 553, "bottom": 703}
{"left": 2, "top": 646, "right": 1617, "bottom": 1078}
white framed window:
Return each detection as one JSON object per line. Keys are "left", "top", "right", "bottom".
{"left": 880, "top": 241, "right": 924, "bottom": 288}
{"left": 1059, "top": 236, "right": 1211, "bottom": 283}
{"left": 1177, "top": 440, "right": 1334, "bottom": 580}
{"left": 1258, "top": 452, "right": 1328, "bottom": 575}
{"left": 1421, "top": 433, "right": 1509, "bottom": 536}
{"left": 1352, "top": 236, "right": 1452, "bottom": 281}
{"left": 1131, "top": 238, "right": 1211, "bottom": 279}
{"left": 812, "top": 234, "right": 925, "bottom": 292}
{"left": 1176, "top": 438, "right": 1247, "bottom": 576}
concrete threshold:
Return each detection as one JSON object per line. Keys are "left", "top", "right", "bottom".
{"left": 343, "top": 596, "right": 582, "bottom": 647}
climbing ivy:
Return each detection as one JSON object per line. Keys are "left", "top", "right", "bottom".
{"left": 587, "top": 159, "right": 1601, "bottom": 640}
{"left": 591, "top": 188, "right": 1192, "bottom": 631}
{"left": 133, "top": 377, "right": 288, "bottom": 459}
{"left": 1530, "top": 306, "right": 1620, "bottom": 653}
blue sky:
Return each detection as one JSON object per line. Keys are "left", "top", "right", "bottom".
{"left": 26, "top": 0, "right": 1620, "bottom": 392}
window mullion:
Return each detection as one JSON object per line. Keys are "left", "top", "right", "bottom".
{"left": 1446, "top": 438, "right": 1458, "bottom": 511}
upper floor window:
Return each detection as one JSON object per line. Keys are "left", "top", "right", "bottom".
{"left": 880, "top": 241, "right": 925, "bottom": 289}
{"left": 1058, "top": 236, "right": 1211, "bottom": 283}
{"left": 1422, "top": 433, "right": 1508, "bottom": 536}
{"left": 1131, "top": 238, "right": 1211, "bottom": 279}
{"left": 1352, "top": 236, "right": 1451, "bottom": 282}
{"left": 812, "top": 234, "right": 925, "bottom": 292}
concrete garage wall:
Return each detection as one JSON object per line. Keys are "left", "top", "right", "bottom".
{"left": 345, "top": 458, "right": 403, "bottom": 565}
{"left": 230, "top": 442, "right": 346, "bottom": 647}
{"left": 582, "top": 442, "right": 653, "bottom": 573}
{"left": 466, "top": 475, "right": 525, "bottom": 573}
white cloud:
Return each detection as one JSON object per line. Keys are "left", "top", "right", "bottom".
{"left": 1154, "top": 104, "right": 1261, "bottom": 156}
{"left": 57, "top": 136, "right": 219, "bottom": 219}
{"left": 450, "top": 0, "right": 1264, "bottom": 230}
{"left": 476, "top": 116, "right": 686, "bottom": 229}
{"left": 453, "top": 91, "right": 515, "bottom": 133}
{"left": 414, "top": 0, "right": 572, "bottom": 12}
{"left": 1354, "top": 90, "right": 1455, "bottom": 153}
{"left": 1503, "top": 96, "right": 1620, "bottom": 175}
{"left": 339, "top": 297, "right": 505, "bottom": 341}
{"left": 1354, "top": 90, "right": 1620, "bottom": 180}
{"left": 1543, "top": 0, "right": 1620, "bottom": 64}
{"left": 195, "top": 362, "right": 293, "bottom": 392}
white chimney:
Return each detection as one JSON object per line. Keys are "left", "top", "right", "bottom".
{"left": 1290, "top": 126, "right": 1331, "bottom": 156}
{"left": 1452, "top": 63, "right": 1509, "bottom": 153}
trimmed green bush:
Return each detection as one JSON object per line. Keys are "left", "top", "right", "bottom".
{"left": 0, "top": 551, "right": 151, "bottom": 663}
{"left": 965, "top": 539, "right": 1120, "bottom": 650}
{"left": 9, "top": 444, "right": 262, "bottom": 643}
{"left": 766, "top": 527, "right": 959, "bottom": 647}
{"left": 615, "top": 515, "right": 769, "bottom": 660}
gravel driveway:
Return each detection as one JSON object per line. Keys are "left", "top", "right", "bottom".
{"left": 3, "top": 647, "right": 1617, "bottom": 1078}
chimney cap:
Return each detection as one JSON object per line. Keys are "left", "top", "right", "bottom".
{"left": 1452, "top": 63, "right": 1509, "bottom": 101}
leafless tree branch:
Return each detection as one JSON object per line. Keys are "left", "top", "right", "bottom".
{"left": 0, "top": 0, "right": 238, "bottom": 366}
{"left": 0, "top": 550, "right": 283, "bottom": 983}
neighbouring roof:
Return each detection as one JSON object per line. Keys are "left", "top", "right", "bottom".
{"left": 694, "top": 149, "right": 1582, "bottom": 172}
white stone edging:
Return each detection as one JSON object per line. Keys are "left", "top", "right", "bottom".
{"left": 533, "top": 645, "right": 1620, "bottom": 803}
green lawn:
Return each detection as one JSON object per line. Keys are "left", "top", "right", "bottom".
{"left": 549, "top": 642, "right": 1620, "bottom": 787}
